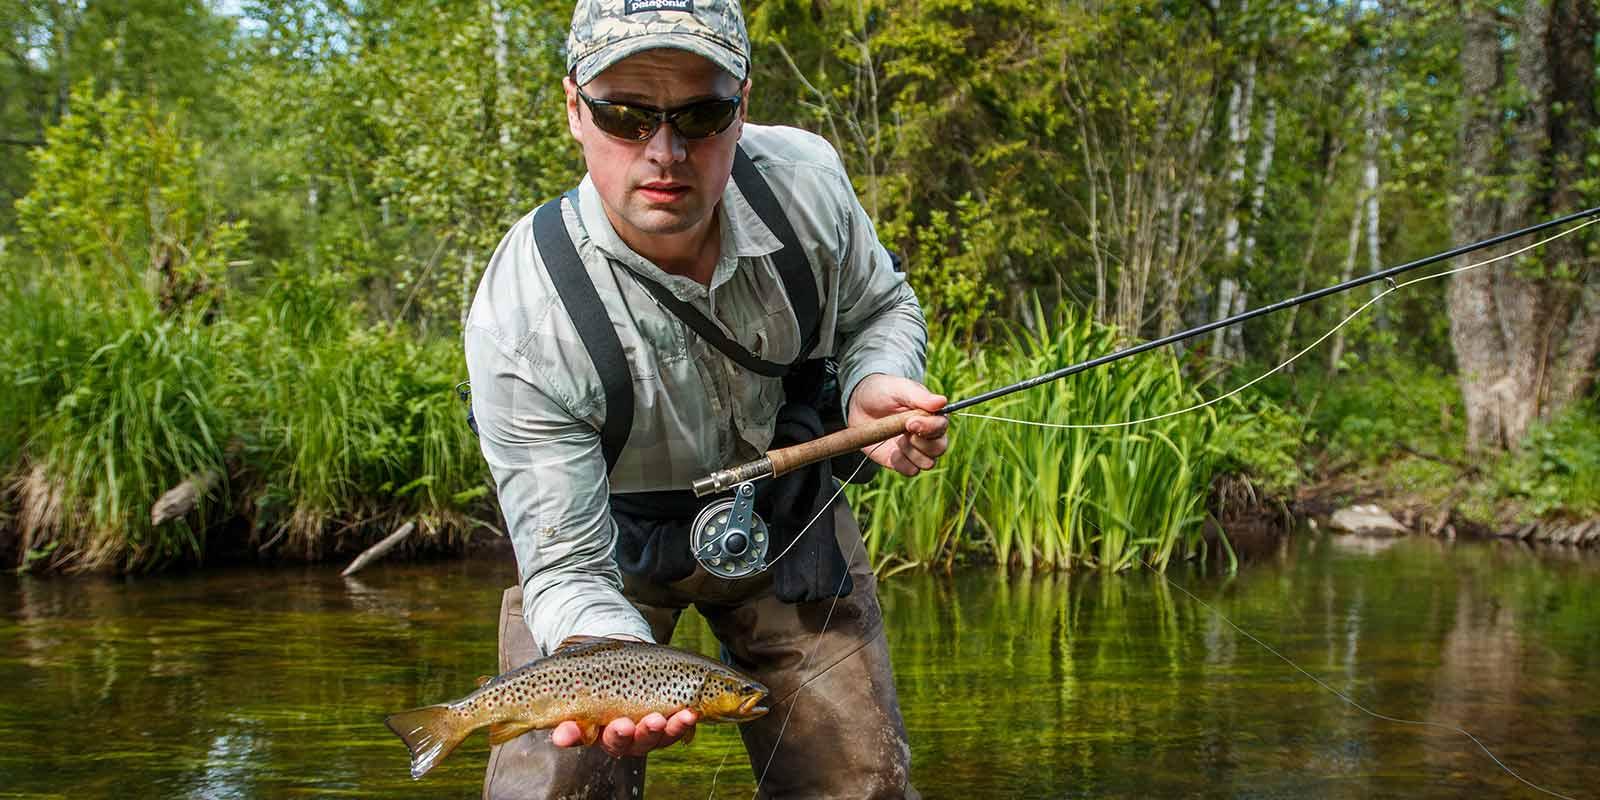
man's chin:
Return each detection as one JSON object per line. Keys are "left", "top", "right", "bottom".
{"left": 623, "top": 205, "right": 705, "bottom": 237}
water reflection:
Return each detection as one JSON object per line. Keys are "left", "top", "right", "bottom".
{"left": 1, "top": 537, "right": 1596, "bottom": 798}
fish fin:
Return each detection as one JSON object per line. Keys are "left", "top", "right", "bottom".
{"left": 384, "top": 704, "right": 473, "bottom": 780}
{"left": 476, "top": 676, "right": 493, "bottom": 688}
{"left": 555, "top": 635, "right": 619, "bottom": 652}
{"left": 579, "top": 721, "right": 602, "bottom": 746}
{"left": 678, "top": 725, "right": 695, "bottom": 747}
{"left": 488, "top": 720, "right": 537, "bottom": 746}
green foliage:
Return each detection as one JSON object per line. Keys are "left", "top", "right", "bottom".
{"left": 15, "top": 85, "right": 244, "bottom": 313}
{"left": 1303, "top": 358, "right": 1463, "bottom": 461}
{"left": 1, "top": 263, "right": 489, "bottom": 571}
{"left": 1, "top": 92, "right": 487, "bottom": 570}
{"left": 0, "top": 266, "right": 227, "bottom": 570}
{"left": 1208, "top": 396, "right": 1311, "bottom": 498}
{"left": 851, "top": 305, "right": 1294, "bottom": 573}
{"left": 1483, "top": 404, "right": 1600, "bottom": 518}
{"left": 228, "top": 269, "right": 486, "bottom": 554}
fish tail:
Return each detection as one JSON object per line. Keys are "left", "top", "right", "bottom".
{"left": 385, "top": 703, "right": 473, "bottom": 780}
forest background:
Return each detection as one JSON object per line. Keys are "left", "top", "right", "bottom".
{"left": 1, "top": 0, "right": 1597, "bottom": 574}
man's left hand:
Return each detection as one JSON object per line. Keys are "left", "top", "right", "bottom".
{"left": 846, "top": 374, "right": 950, "bottom": 477}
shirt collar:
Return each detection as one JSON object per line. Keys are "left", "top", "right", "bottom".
{"left": 575, "top": 173, "right": 783, "bottom": 301}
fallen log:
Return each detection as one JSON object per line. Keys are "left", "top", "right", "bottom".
{"left": 257, "top": 529, "right": 286, "bottom": 554}
{"left": 150, "top": 470, "right": 220, "bottom": 527}
{"left": 341, "top": 520, "right": 417, "bottom": 577}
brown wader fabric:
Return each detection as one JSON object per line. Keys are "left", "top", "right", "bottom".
{"left": 483, "top": 501, "right": 918, "bottom": 800}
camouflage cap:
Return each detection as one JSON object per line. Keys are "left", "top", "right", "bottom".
{"left": 567, "top": 0, "right": 750, "bottom": 86}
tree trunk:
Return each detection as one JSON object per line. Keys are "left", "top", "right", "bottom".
{"left": 1328, "top": 186, "right": 1365, "bottom": 374}
{"left": 1214, "top": 56, "right": 1256, "bottom": 361}
{"left": 1329, "top": 73, "right": 1382, "bottom": 374}
{"left": 1361, "top": 81, "right": 1384, "bottom": 329}
{"left": 1448, "top": 0, "right": 1599, "bottom": 452}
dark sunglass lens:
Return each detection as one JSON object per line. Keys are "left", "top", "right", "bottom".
{"left": 673, "top": 99, "right": 738, "bottom": 139}
{"left": 591, "top": 102, "right": 658, "bottom": 141}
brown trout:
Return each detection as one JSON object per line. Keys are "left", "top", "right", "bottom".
{"left": 384, "top": 636, "right": 769, "bottom": 778}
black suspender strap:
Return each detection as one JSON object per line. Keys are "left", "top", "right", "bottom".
{"left": 531, "top": 147, "right": 824, "bottom": 471}
{"left": 731, "top": 146, "right": 821, "bottom": 359}
{"left": 625, "top": 276, "right": 791, "bottom": 377}
{"left": 533, "top": 193, "right": 633, "bottom": 476}
{"left": 621, "top": 147, "right": 822, "bottom": 376}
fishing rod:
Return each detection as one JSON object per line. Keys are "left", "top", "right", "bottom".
{"left": 690, "top": 204, "right": 1600, "bottom": 502}
{"left": 682, "top": 205, "right": 1600, "bottom": 580}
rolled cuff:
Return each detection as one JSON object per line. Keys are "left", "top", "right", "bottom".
{"left": 523, "top": 575, "right": 657, "bottom": 656}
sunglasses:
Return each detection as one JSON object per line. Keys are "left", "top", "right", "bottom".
{"left": 577, "top": 87, "right": 743, "bottom": 142}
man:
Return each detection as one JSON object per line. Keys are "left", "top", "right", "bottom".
{"left": 464, "top": 0, "right": 947, "bottom": 796}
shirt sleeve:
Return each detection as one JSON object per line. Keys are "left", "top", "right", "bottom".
{"left": 464, "top": 325, "right": 655, "bottom": 656}
{"left": 827, "top": 166, "right": 930, "bottom": 417}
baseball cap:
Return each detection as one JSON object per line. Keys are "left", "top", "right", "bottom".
{"left": 567, "top": 0, "right": 751, "bottom": 86}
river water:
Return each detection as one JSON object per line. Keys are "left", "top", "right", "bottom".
{"left": 1, "top": 533, "right": 1596, "bottom": 798}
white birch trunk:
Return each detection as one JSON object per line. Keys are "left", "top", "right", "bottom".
{"left": 1328, "top": 188, "right": 1365, "bottom": 374}
{"left": 492, "top": 0, "right": 511, "bottom": 150}
{"left": 1214, "top": 57, "right": 1255, "bottom": 361}
{"left": 1361, "top": 81, "right": 1384, "bottom": 327}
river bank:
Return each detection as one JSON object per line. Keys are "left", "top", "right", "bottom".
{"left": 1293, "top": 453, "right": 1600, "bottom": 550}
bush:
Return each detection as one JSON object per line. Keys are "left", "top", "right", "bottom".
{"left": 1483, "top": 403, "right": 1600, "bottom": 518}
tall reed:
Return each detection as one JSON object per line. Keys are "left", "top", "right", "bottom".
{"left": 850, "top": 303, "right": 1225, "bottom": 572}
{"left": 2, "top": 278, "right": 229, "bottom": 570}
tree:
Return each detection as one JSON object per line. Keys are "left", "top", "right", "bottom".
{"left": 1448, "top": 0, "right": 1599, "bottom": 451}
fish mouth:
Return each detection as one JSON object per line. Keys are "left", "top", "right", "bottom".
{"left": 738, "top": 696, "right": 769, "bottom": 717}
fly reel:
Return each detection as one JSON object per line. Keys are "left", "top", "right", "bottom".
{"left": 690, "top": 481, "right": 770, "bottom": 579}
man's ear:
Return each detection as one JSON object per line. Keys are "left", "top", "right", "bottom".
{"left": 564, "top": 76, "right": 584, "bottom": 141}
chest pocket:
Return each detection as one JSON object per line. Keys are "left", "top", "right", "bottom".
{"left": 625, "top": 300, "right": 689, "bottom": 371}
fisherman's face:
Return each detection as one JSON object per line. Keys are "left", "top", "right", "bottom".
{"left": 565, "top": 49, "right": 748, "bottom": 253}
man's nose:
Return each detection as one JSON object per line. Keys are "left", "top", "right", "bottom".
{"left": 643, "top": 121, "right": 687, "bottom": 165}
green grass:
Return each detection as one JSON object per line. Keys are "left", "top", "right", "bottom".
{"left": 5, "top": 268, "right": 1295, "bottom": 573}
{"left": 2, "top": 262, "right": 489, "bottom": 572}
{"left": 850, "top": 303, "right": 1289, "bottom": 573}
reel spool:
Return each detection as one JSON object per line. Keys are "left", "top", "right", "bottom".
{"left": 690, "top": 482, "right": 770, "bottom": 578}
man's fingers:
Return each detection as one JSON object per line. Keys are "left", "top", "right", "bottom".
{"left": 663, "top": 709, "right": 699, "bottom": 739}
{"left": 628, "top": 721, "right": 664, "bottom": 756}
{"left": 905, "top": 413, "right": 949, "bottom": 440}
{"left": 551, "top": 720, "right": 582, "bottom": 748}
{"left": 632, "top": 712, "right": 668, "bottom": 753}
{"left": 600, "top": 717, "right": 636, "bottom": 757}
{"left": 566, "top": 712, "right": 698, "bottom": 757}
{"left": 913, "top": 392, "right": 949, "bottom": 414}
{"left": 905, "top": 423, "right": 949, "bottom": 458}
{"left": 899, "top": 436, "right": 935, "bottom": 471}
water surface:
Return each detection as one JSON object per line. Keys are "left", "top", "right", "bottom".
{"left": 2, "top": 534, "right": 1596, "bottom": 798}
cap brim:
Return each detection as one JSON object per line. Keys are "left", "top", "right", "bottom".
{"left": 573, "top": 33, "right": 747, "bottom": 86}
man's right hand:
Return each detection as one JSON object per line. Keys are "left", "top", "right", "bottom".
{"left": 551, "top": 709, "right": 700, "bottom": 758}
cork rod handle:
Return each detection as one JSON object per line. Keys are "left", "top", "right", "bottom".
{"left": 767, "top": 410, "right": 931, "bottom": 477}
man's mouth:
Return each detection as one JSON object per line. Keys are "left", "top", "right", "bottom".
{"left": 637, "top": 181, "right": 690, "bottom": 204}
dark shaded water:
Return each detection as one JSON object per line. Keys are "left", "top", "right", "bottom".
{"left": 2, "top": 534, "right": 1597, "bottom": 798}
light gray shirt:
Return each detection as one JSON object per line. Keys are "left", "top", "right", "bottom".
{"left": 464, "top": 124, "right": 926, "bottom": 654}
